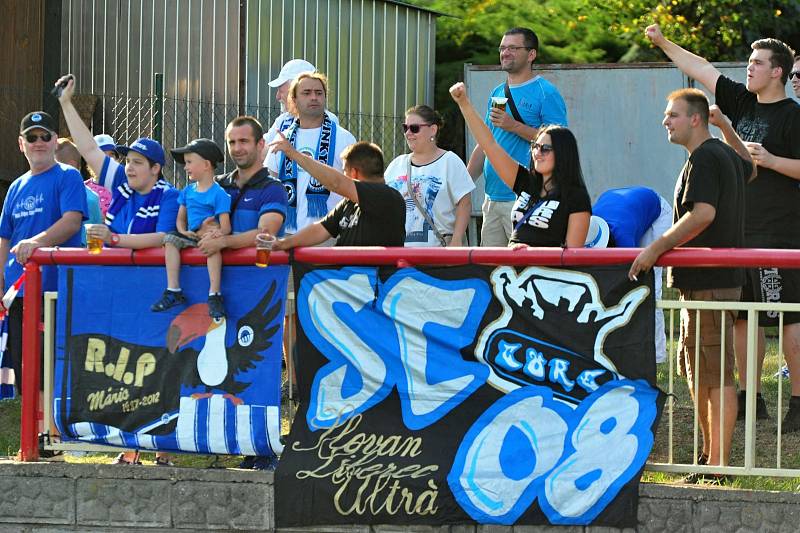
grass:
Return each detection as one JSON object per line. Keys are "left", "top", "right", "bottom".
{"left": 647, "top": 330, "right": 800, "bottom": 489}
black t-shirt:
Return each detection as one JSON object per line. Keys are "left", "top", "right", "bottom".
{"left": 668, "top": 138, "right": 750, "bottom": 290}
{"left": 508, "top": 165, "right": 592, "bottom": 246}
{"left": 319, "top": 180, "right": 406, "bottom": 246}
{"left": 715, "top": 75, "right": 800, "bottom": 246}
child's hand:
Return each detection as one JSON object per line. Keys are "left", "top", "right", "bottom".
{"left": 180, "top": 230, "right": 198, "bottom": 240}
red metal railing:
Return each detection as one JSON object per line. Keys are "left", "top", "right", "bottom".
{"left": 18, "top": 246, "right": 800, "bottom": 460}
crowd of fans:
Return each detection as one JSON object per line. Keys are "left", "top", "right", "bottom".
{"left": 2, "top": 24, "right": 799, "bottom": 480}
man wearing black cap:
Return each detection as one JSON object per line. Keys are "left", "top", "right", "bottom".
{"left": 0, "top": 110, "right": 88, "bottom": 394}
{"left": 151, "top": 139, "right": 231, "bottom": 319}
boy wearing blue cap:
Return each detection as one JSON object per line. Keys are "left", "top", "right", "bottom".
{"left": 151, "top": 139, "right": 231, "bottom": 319}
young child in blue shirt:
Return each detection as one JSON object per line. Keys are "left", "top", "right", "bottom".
{"left": 151, "top": 139, "right": 231, "bottom": 318}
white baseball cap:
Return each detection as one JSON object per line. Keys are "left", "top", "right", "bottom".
{"left": 584, "top": 215, "right": 610, "bottom": 248}
{"left": 94, "top": 134, "right": 117, "bottom": 152}
{"left": 268, "top": 59, "right": 316, "bottom": 87}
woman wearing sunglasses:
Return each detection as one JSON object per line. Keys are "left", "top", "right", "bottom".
{"left": 384, "top": 105, "right": 474, "bottom": 247}
{"left": 449, "top": 82, "right": 590, "bottom": 248}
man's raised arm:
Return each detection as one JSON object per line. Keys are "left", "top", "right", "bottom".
{"left": 645, "top": 24, "right": 722, "bottom": 94}
{"left": 268, "top": 133, "right": 359, "bottom": 203}
{"left": 56, "top": 75, "right": 108, "bottom": 176}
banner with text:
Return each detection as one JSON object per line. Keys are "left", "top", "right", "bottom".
{"left": 54, "top": 265, "right": 288, "bottom": 456}
{"left": 275, "top": 264, "right": 663, "bottom": 527}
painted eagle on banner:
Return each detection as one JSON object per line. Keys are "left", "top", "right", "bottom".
{"left": 58, "top": 276, "right": 284, "bottom": 446}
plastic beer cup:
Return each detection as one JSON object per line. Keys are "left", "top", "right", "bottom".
{"left": 255, "top": 233, "right": 276, "bottom": 267}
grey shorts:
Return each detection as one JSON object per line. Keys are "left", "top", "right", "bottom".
{"left": 163, "top": 231, "right": 198, "bottom": 249}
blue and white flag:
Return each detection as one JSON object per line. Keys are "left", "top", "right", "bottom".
{"left": 54, "top": 265, "right": 288, "bottom": 456}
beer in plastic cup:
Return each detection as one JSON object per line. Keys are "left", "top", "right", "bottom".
{"left": 85, "top": 224, "right": 104, "bottom": 254}
{"left": 255, "top": 233, "right": 276, "bottom": 267}
{"left": 491, "top": 96, "right": 508, "bottom": 110}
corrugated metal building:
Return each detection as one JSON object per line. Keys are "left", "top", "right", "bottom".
{"left": 57, "top": 0, "right": 439, "bottom": 181}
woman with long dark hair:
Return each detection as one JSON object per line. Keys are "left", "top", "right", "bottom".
{"left": 450, "top": 82, "right": 590, "bottom": 247}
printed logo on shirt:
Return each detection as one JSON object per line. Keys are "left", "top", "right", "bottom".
{"left": 297, "top": 145, "right": 328, "bottom": 193}
{"left": 13, "top": 193, "right": 45, "bottom": 219}
{"left": 512, "top": 193, "right": 560, "bottom": 229}
{"left": 388, "top": 174, "right": 442, "bottom": 244}
{"left": 736, "top": 117, "right": 769, "bottom": 143}
{"left": 339, "top": 209, "right": 361, "bottom": 230}
{"left": 760, "top": 267, "right": 783, "bottom": 318}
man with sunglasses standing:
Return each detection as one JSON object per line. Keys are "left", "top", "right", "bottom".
{"left": 645, "top": 25, "right": 800, "bottom": 432}
{"left": 467, "top": 27, "right": 568, "bottom": 247}
{"left": 792, "top": 56, "right": 800, "bottom": 99}
{"left": 0, "top": 111, "right": 87, "bottom": 396}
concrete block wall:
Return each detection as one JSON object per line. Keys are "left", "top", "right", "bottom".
{"left": 0, "top": 462, "right": 798, "bottom": 532}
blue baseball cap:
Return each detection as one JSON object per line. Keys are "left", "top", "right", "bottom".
{"left": 116, "top": 138, "right": 166, "bottom": 166}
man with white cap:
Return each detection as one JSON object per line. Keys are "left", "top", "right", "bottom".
{"left": 265, "top": 71, "right": 355, "bottom": 235}
{"left": 0, "top": 110, "right": 88, "bottom": 395}
{"left": 263, "top": 59, "right": 339, "bottom": 146}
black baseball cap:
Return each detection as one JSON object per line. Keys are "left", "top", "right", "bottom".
{"left": 20, "top": 111, "right": 57, "bottom": 135}
{"left": 170, "top": 138, "right": 225, "bottom": 166}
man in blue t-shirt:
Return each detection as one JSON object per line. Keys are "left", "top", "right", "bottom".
{"left": 467, "top": 27, "right": 568, "bottom": 247}
{"left": 0, "top": 111, "right": 88, "bottom": 394}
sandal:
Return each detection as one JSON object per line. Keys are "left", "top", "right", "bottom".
{"left": 111, "top": 451, "right": 141, "bottom": 465}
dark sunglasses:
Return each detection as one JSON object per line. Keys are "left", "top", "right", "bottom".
{"left": 790, "top": 71, "right": 800, "bottom": 80}
{"left": 24, "top": 132, "right": 53, "bottom": 143}
{"left": 401, "top": 123, "right": 431, "bottom": 134}
{"left": 531, "top": 142, "right": 554, "bottom": 154}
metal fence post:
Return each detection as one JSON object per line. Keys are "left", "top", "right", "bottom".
{"left": 743, "top": 309, "right": 759, "bottom": 471}
{"left": 153, "top": 73, "right": 164, "bottom": 143}
{"left": 19, "top": 262, "right": 43, "bottom": 461}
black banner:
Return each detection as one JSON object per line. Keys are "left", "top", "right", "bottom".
{"left": 276, "top": 264, "right": 663, "bottom": 527}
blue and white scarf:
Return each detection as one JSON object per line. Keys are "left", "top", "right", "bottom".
{"left": 105, "top": 178, "right": 170, "bottom": 234}
{"left": 278, "top": 115, "right": 337, "bottom": 231}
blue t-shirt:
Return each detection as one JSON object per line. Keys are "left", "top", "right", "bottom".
{"left": 107, "top": 185, "right": 180, "bottom": 235}
{"left": 99, "top": 155, "right": 127, "bottom": 191}
{"left": 178, "top": 182, "right": 232, "bottom": 231}
{"left": 484, "top": 76, "right": 568, "bottom": 201}
{"left": 593, "top": 187, "right": 661, "bottom": 247}
{"left": 0, "top": 163, "right": 88, "bottom": 292}
{"left": 217, "top": 168, "right": 288, "bottom": 235}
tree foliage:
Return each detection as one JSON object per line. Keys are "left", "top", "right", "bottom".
{"left": 404, "top": 0, "right": 800, "bottom": 152}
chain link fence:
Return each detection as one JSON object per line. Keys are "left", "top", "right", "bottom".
{"left": 71, "top": 91, "right": 410, "bottom": 188}
{"left": 0, "top": 86, "right": 411, "bottom": 189}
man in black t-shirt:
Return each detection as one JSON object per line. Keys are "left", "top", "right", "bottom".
{"left": 631, "top": 89, "right": 752, "bottom": 473}
{"left": 645, "top": 24, "right": 800, "bottom": 431}
{"left": 267, "top": 138, "right": 405, "bottom": 248}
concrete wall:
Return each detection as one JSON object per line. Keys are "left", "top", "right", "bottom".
{"left": 1, "top": 462, "right": 799, "bottom": 532}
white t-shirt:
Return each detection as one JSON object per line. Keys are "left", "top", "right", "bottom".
{"left": 265, "top": 121, "right": 355, "bottom": 233}
{"left": 263, "top": 110, "right": 340, "bottom": 145}
{"left": 384, "top": 151, "right": 475, "bottom": 247}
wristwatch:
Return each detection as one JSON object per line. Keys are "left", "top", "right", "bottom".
{"left": 109, "top": 233, "right": 120, "bottom": 246}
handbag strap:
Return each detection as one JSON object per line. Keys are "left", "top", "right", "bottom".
{"left": 504, "top": 82, "right": 526, "bottom": 124}
{"left": 513, "top": 197, "right": 546, "bottom": 232}
{"left": 406, "top": 155, "right": 448, "bottom": 247}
